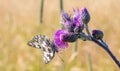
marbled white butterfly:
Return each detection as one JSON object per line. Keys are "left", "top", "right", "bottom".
{"left": 27, "top": 34, "right": 58, "bottom": 64}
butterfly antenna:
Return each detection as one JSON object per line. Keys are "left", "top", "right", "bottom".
{"left": 56, "top": 53, "right": 64, "bottom": 63}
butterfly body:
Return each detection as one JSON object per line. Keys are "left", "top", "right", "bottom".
{"left": 27, "top": 34, "right": 58, "bottom": 64}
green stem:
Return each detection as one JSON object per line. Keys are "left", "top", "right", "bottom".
{"left": 85, "top": 24, "right": 91, "bottom": 40}
{"left": 40, "top": 0, "right": 44, "bottom": 23}
{"left": 86, "top": 52, "right": 92, "bottom": 71}
{"left": 59, "top": 0, "right": 63, "bottom": 12}
{"left": 73, "top": 41, "right": 77, "bottom": 53}
{"left": 59, "top": 0, "right": 64, "bottom": 29}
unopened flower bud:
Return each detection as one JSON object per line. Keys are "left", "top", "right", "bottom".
{"left": 92, "top": 30, "right": 104, "bottom": 40}
{"left": 79, "top": 7, "right": 90, "bottom": 24}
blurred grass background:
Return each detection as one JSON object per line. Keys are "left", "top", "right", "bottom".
{"left": 0, "top": 0, "right": 120, "bottom": 71}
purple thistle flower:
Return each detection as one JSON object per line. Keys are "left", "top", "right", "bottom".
{"left": 73, "top": 8, "right": 81, "bottom": 26}
{"left": 74, "top": 22, "right": 84, "bottom": 33}
{"left": 72, "top": 8, "right": 87, "bottom": 33}
{"left": 54, "top": 30, "right": 68, "bottom": 50}
{"left": 60, "top": 11, "right": 71, "bottom": 24}
{"left": 60, "top": 11, "right": 75, "bottom": 32}
{"left": 73, "top": 7, "right": 90, "bottom": 25}
{"left": 79, "top": 7, "right": 90, "bottom": 24}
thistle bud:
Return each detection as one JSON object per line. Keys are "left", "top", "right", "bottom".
{"left": 92, "top": 30, "right": 104, "bottom": 40}
{"left": 80, "top": 7, "right": 90, "bottom": 24}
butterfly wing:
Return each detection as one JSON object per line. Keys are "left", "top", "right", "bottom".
{"left": 40, "top": 35, "right": 56, "bottom": 64}
{"left": 27, "top": 34, "right": 56, "bottom": 64}
{"left": 27, "top": 34, "right": 44, "bottom": 48}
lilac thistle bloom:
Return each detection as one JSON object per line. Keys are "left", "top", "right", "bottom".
{"left": 73, "top": 8, "right": 85, "bottom": 33}
{"left": 54, "top": 30, "right": 68, "bottom": 50}
{"left": 79, "top": 7, "right": 90, "bottom": 24}
{"left": 73, "top": 7, "right": 90, "bottom": 25}
{"left": 60, "top": 11, "right": 71, "bottom": 24}
{"left": 60, "top": 11, "right": 75, "bottom": 32}
{"left": 73, "top": 22, "right": 84, "bottom": 33}
{"left": 73, "top": 8, "right": 81, "bottom": 26}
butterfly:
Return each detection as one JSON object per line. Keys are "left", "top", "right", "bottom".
{"left": 27, "top": 34, "right": 58, "bottom": 64}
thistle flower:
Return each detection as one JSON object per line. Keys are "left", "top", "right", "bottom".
{"left": 60, "top": 11, "right": 75, "bottom": 32}
{"left": 60, "top": 11, "right": 71, "bottom": 24}
{"left": 54, "top": 30, "right": 68, "bottom": 50}
{"left": 92, "top": 30, "right": 104, "bottom": 40}
{"left": 73, "top": 7, "right": 90, "bottom": 24}
{"left": 73, "top": 8, "right": 81, "bottom": 26}
{"left": 74, "top": 22, "right": 84, "bottom": 33}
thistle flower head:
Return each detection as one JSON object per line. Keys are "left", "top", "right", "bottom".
{"left": 60, "top": 11, "right": 71, "bottom": 24}
{"left": 74, "top": 22, "right": 84, "bottom": 33}
{"left": 73, "top": 7, "right": 90, "bottom": 25}
{"left": 92, "top": 30, "right": 104, "bottom": 40}
{"left": 60, "top": 11, "right": 75, "bottom": 32}
{"left": 73, "top": 8, "right": 81, "bottom": 26}
{"left": 54, "top": 30, "right": 68, "bottom": 50}
{"left": 60, "top": 7, "right": 90, "bottom": 33}
{"left": 79, "top": 7, "right": 90, "bottom": 24}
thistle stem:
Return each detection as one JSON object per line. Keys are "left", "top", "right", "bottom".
{"left": 78, "top": 32, "right": 120, "bottom": 68}
{"left": 84, "top": 24, "right": 91, "bottom": 39}
{"left": 91, "top": 37, "right": 120, "bottom": 68}
{"left": 73, "top": 41, "right": 77, "bottom": 52}
{"left": 59, "top": 0, "right": 64, "bottom": 29}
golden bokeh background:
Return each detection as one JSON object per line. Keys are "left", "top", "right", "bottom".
{"left": 0, "top": 0, "right": 120, "bottom": 71}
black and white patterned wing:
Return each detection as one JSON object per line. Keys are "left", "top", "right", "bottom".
{"left": 27, "top": 34, "right": 56, "bottom": 64}
{"left": 27, "top": 35, "right": 44, "bottom": 48}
